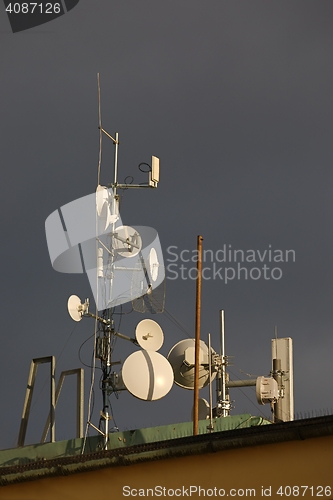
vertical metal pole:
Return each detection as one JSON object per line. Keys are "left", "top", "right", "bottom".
{"left": 193, "top": 235, "right": 203, "bottom": 436}
{"left": 207, "top": 333, "right": 214, "bottom": 433}
{"left": 102, "top": 328, "right": 112, "bottom": 449}
{"left": 77, "top": 368, "right": 84, "bottom": 439}
{"left": 220, "top": 310, "right": 228, "bottom": 417}
{"left": 50, "top": 356, "right": 56, "bottom": 442}
{"left": 97, "top": 73, "right": 102, "bottom": 186}
{"left": 113, "top": 132, "right": 119, "bottom": 189}
{"left": 18, "top": 361, "right": 37, "bottom": 447}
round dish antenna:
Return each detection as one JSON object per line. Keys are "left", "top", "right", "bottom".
{"left": 67, "top": 295, "right": 84, "bottom": 322}
{"left": 122, "top": 350, "right": 174, "bottom": 401}
{"left": 135, "top": 319, "right": 164, "bottom": 351}
{"left": 167, "top": 339, "right": 217, "bottom": 390}
{"left": 113, "top": 225, "right": 142, "bottom": 258}
{"left": 148, "top": 247, "right": 159, "bottom": 282}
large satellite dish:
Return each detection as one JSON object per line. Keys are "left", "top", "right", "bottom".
{"left": 135, "top": 319, "right": 164, "bottom": 351}
{"left": 67, "top": 295, "right": 84, "bottom": 322}
{"left": 122, "top": 350, "right": 174, "bottom": 401}
{"left": 113, "top": 225, "right": 142, "bottom": 258}
{"left": 167, "top": 339, "right": 217, "bottom": 390}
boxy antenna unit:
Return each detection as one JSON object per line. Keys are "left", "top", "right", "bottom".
{"left": 149, "top": 156, "right": 160, "bottom": 187}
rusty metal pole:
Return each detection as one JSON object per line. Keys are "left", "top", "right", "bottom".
{"left": 193, "top": 235, "right": 203, "bottom": 436}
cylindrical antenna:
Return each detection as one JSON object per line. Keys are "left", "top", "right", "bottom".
{"left": 193, "top": 235, "right": 203, "bottom": 436}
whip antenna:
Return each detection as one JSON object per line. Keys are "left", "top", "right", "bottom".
{"left": 97, "top": 72, "right": 102, "bottom": 185}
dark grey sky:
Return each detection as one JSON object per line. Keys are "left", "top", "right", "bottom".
{"left": 1, "top": 1, "right": 333, "bottom": 450}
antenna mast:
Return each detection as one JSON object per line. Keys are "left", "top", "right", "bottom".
{"left": 88, "top": 76, "right": 161, "bottom": 449}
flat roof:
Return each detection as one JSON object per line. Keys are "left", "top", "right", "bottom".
{"left": 0, "top": 414, "right": 332, "bottom": 486}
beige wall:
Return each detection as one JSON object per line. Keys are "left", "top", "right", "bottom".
{"left": 2, "top": 435, "right": 333, "bottom": 500}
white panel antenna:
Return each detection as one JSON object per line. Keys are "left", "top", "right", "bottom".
{"left": 150, "top": 156, "right": 160, "bottom": 185}
{"left": 271, "top": 337, "right": 294, "bottom": 421}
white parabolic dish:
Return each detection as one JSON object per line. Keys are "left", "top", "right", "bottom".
{"left": 122, "top": 350, "right": 174, "bottom": 401}
{"left": 135, "top": 319, "right": 164, "bottom": 351}
{"left": 148, "top": 247, "right": 159, "bottom": 282}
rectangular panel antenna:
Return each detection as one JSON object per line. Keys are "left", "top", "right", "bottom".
{"left": 151, "top": 156, "right": 160, "bottom": 183}
{"left": 271, "top": 337, "right": 294, "bottom": 421}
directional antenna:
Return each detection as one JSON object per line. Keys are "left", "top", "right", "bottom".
{"left": 135, "top": 319, "right": 164, "bottom": 351}
{"left": 113, "top": 225, "right": 142, "bottom": 258}
{"left": 121, "top": 350, "right": 174, "bottom": 401}
{"left": 67, "top": 295, "right": 85, "bottom": 322}
{"left": 167, "top": 339, "right": 217, "bottom": 390}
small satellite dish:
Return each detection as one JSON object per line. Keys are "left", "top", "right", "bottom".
{"left": 67, "top": 295, "right": 84, "bottom": 322}
{"left": 167, "top": 339, "right": 217, "bottom": 390}
{"left": 191, "top": 398, "right": 210, "bottom": 420}
{"left": 122, "top": 350, "right": 174, "bottom": 401}
{"left": 113, "top": 225, "right": 142, "bottom": 258}
{"left": 148, "top": 247, "right": 159, "bottom": 282}
{"left": 135, "top": 319, "right": 164, "bottom": 351}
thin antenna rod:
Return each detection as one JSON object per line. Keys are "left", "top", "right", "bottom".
{"left": 113, "top": 132, "right": 119, "bottom": 188}
{"left": 97, "top": 73, "right": 102, "bottom": 186}
{"left": 193, "top": 235, "right": 203, "bottom": 436}
{"left": 220, "top": 310, "right": 227, "bottom": 417}
{"left": 218, "top": 309, "right": 230, "bottom": 417}
{"left": 208, "top": 333, "right": 214, "bottom": 433}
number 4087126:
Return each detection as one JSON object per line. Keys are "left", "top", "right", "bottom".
{"left": 276, "top": 486, "right": 331, "bottom": 497}
{"left": 5, "top": 3, "right": 61, "bottom": 14}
